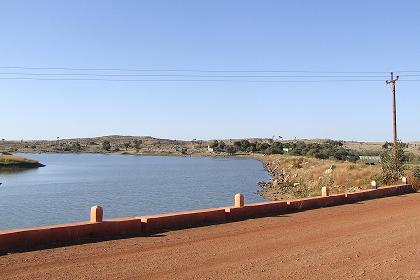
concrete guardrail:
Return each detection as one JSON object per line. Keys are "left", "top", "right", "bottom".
{"left": 0, "top": 178, "right": 415, "bottom": 252}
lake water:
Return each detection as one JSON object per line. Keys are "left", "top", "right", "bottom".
{"left": 0, "top": 154, "right": 270, "bottom": 230}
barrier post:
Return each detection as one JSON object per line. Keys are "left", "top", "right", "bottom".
{"left": 90, "top": 205, "right": 103, "bottom": 222}
{"left": 371, "top": 180, "right": 377, "bottom": 189}
{"left": 234, "top": 193, "right": 244, "bottom": 207}
{"left": 321, "top": 187, "right": 330, "bottom": 197}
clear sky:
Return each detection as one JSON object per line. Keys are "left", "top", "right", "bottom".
{"left": 1, "top": 1, "right": 419, "bottom": 141}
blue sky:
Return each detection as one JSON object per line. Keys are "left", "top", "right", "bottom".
{"left": 1, "top": 1, "right": 419, "bottom": 141}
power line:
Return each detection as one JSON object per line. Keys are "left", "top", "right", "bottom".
{"left": 0, "top": 77, "right": 399, "bottom": 82}
{"left": 0, "top": 72, "right": 391, "bottom": 78}
{"left": 0, "top": 66, "right": 396, "bottom": 73}
{"left": 0, "top": 66, "right": 419, "bottom": 83}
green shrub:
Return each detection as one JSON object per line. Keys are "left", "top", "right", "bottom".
{"left": 102, "top": 140, "right": 111, "bottom": 151}
{"left": 256, "top": 142, "right": 270, "bottom": 152}
{"left": 133, "top": 140, "right": 142, "bottom": 152}
{"left": 264, "top": 142, "right": 284, "bottom": 155}
{"left": 414, "top": 166, "right": 420, "bottom": 181}
{"left": 210, "top": 140, "right": 219, "bottom": 148}
{"left": 380, "top": 141, "right": 406, "bottom": 184}
{"left": 225, "top": 145, "right": 236, "bottom": 155}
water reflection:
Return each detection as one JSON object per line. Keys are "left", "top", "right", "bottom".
{"left": 0, "top": 168, "right": 38, "bottom": 175}
{"left": 0, "top": 153, "right": 270, "bottom": 230}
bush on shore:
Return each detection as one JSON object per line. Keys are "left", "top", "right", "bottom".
{"left": 210, "top": 139, "right": 360, "bottom": 162}
{"left": 380, "top": 141, "right": 406, "bottom": 184}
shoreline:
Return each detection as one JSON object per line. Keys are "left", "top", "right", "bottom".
{"left": 0, "top": 154, "right": 46, "bottom": 169}
{"left": 8, "top": 151, "right": 273, "bottom": 200}
{"left": 6, "top": 151, "right": 419, "bottom": 202}
{"left": 15, "top": 150, "right": 253, "bottom": 159}
{"left": 2, "top": 151, "right": 373, "bottom": 199}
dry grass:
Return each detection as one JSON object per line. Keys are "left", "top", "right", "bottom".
{"left": 345, "top": 141, "right": 420, "bottom": 156}
{"left": 256, "top": 154, "right": 382, "bottom": 200}
{"left": 257, "top": 153, "right": 420, "bottom": 201}
{"left": 406, "top": 168, "right": 420, "bottom": 190}
{"left": 0, "top": 155, "right": 39, "bottom": 165}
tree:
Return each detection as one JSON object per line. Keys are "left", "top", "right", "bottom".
{"left": 233, "top": 141, "right": 241, "bottom": 150}
{"left": 382, "top": 142, "right": 391, "bottom": 149}
{"left": 239, "top": 140, "right": 251, "bottom": 151}
{"left": 264, "top": 142, "right": 284, "bottom": 155}
{"left": 210, "top": 140, "right": 219, "bottom": 148}
{"left": 218, "top": 140, "right": 226, "bottom": 150}
{"left": 71, "top": 142, "right": 81, "bottom": 152}
{"left": 380, "top": 141, "right": 406, "bottom": 184}
{"left": 102, "top": 140, "right": 111, "bottom": 151}
{"left": 325, "top": 140, "right": 343, "bottom": 147}
{"left": 225, "top": 145, "right": 236, "bottom": 155}
{"left": 256, "top": 142, "right": 270, "bottom": 152}
{"left": 247, "top": 142, "right": 257, "bottom": 153}
{"left": 123, "top": 142, "right": 131, "bottom": 150}
{"left": 133, "top": 140, "right": 142, "bottom": 152}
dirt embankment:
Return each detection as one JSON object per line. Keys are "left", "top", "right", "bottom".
{"left": 255, "top": 154, "right": 382, "bottom": 200}
{"left": 1, "top": 194, "right": 419, "bottom": 280}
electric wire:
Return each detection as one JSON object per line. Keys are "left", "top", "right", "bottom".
{"left": 0, "top": 66, "right": 419, "bottom": 82}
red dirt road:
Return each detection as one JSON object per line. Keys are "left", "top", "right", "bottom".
{"left": 1, "top": 193, "right": 420, "bottom": 280}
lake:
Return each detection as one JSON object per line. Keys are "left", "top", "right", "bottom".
{"left": 0, "top": 154, "right": 270, "bottom": 230}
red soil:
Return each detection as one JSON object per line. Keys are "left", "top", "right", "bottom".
{"left": 1, "top": 193, "right": 419, "bottom": 280}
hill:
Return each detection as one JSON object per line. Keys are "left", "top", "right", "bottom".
{"left": 1, "top": 135, "right": 419, "bottom": 157}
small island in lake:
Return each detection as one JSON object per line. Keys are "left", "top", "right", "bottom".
{"left": 0, "top": 154, "right": 45, "bottom": 169}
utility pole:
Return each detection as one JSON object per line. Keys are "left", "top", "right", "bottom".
{"left": 386, "top": 72, "right": 399, "bottom": 161}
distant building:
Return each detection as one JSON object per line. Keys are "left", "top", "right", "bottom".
{"left": 207, "top": 145, "right": 214, "bottom": 152}
{"left": 283, "top": 148, "right": 292, "bottom": 153}
{"left": 359, "top": 156, "right": 381, "bottom": 165}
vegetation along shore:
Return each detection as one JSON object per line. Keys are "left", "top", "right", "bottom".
{"left": 1, "top": 136, "right": 419, "bottom": 197}
{"left": 0, "top": 154, "right": 45, "bottom": 169}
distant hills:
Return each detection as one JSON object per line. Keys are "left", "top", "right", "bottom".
{"left": 0, "top": 135, "right": 419, "bottom": 157}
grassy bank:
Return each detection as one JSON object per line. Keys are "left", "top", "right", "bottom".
{"left": 0, "top": 155, "right": 45, "bottom": 168}
{"left": 254, "top": 154, "right": 419, "bottom": 200}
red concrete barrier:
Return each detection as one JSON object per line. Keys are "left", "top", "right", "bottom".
{"left": 288, "top": 193, "right": 349, "bottom": 211}
{"left": 326, "top": 194, "right": 348, "bottom": 206}
{"left": 226, "top": 200, "right": 289, "bottom": 221}
{"left": 140, "top": 208, "right": 227, "bottom": 233}
{"left": 288, "top": 196, "right": 329, "bottom": 211}
{"left": 0, "top": 184, "right": 414, "bottom": 252}
{"left": 103, "top": 217, "right": 143, "bottom": 236}
{"left": 0, "top": 218, "right": 142, "bottom": 251}
{"left": 345, "top": 184, "right": 413, "bottom": 203}
{"left": 345, "top": 189, "right": 380, "bottom": 202}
